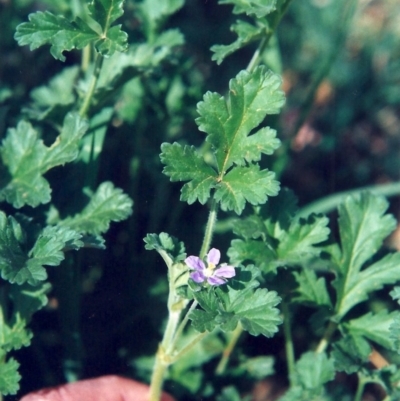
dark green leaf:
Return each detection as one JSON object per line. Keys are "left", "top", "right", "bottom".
{"left": 196, "top": 66, "right": 284, "bottom": 173}
{"left": 160, "top": 142, "right": 217, "bottom": 205}
{"left": 214, "top": 164, "right": 280, "bottom": 215}
{"left": 59, "top": 182, "right": 133, "bottom": 235}
{"left": 331, "top": 335, "right": 371, "bottom": 374}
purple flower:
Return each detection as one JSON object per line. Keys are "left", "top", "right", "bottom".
{"left": 185, "top": 248, "right": 236, "bottom": 286}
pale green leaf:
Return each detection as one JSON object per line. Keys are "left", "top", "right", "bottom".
{"left": 0, "top": 357, "right": 21, "bottom": 396}
{"left": 219, "top": 0, "right": 278, "bottom": 18}
{"left": 211, "top": 19, "right": 265, "bottom": 64}
{"left": 0, "top": 113, "right": 88, "bottom": 208}
{"left": 15, "top": 4, "right": 127, "bottom": 61}
{"left": 59, "top": 181, "right": 133, "bottom": 235}
{"left": 333, "top": 193, "right": 398, "bottom": 319}
{"left": 293, "top": 269, "right": 332, "bottom": 307}
{"left": 346, "top": 311, "right": 399, "bottom": 350}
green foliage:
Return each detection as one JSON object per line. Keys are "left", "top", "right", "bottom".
{"left": 161, "top": 66, "right": 285, "bottom": 214}
{"left": 190, "top": 266, "right": 282, "bottom": 337}
{"left": 14, "top": 0, "right": 127, "bottom": 61}
{"left": 59, "top": 181, "right": 133, "bottom": 235}
{"left": 228, "top": 189, "right": 330, "bottom": 273}
{"left": 0, "top": 113, "right": 88, "bottom": 208}
{"left": 219, "top": 0, "right": 278, "bottom": 18}
{"left": 332, "top": 193, "right": 400, "bottom": 320}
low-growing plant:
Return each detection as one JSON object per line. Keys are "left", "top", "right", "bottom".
{"left": 1, "top": 1, "right": 400, "bottom": 401}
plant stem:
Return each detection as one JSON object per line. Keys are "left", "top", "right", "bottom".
{"left": 282, "top": 301, "right": 295, "bottom": 384}
{"left": 315, "top": 320, "right": 338, "bottom": 354}
{"left": 354, "top": 374, "right": 367, "bottom": 401}
{"left": 199, "top": 198, "right": 218, "bottom": 259}
{"left": 79, "top": 54, "right": 104, "bottom": 118}
{"left": 215, "top": 324, "right": 243, "bottom": 375}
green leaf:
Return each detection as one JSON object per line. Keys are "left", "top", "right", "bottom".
{"left": 219, "top": 0, "right": 278, "bottom": 18}
{"left": 211, "top": 20, "right": 265, "bottom": 64}
{"left": 139, "top": 0, "right": 185, "bottom": 24}
{"left": 333, "top": 193, "right": 399, "bottom": 320}
{"left": 276, "top": 214, "right": 330, "bottom": 265}
{"left": 293, "top": 269, "right": 332, "bottom": 307}
{"left": 144, "top": 232, "right": 186, "bottom": 263}
{"left": 0, "top": 357, "right": 21, "bottom": 396}
{"left": 59, "top": 181, "right": 133, "bottom": 235}
{"left": 0, "top": 113, "right": 88, "bottom": 208}
{"left": 196, "top": 66, "right": 284, "bottom": 173}
{"left": 214, "top": 164, "right": 280, "bottom": 215}
{"left": 345, "top": 311, "right": 399, "bottom": 350}
{"left": 331, "top": 335, "right": 371, "bottom": 374}
{"left": 160, "top": 142, "right": 217, "bottom": 205}
{"left": 228, "top": 238, "right": 275, "bottom": 272}
{"left": 232, "top": 214, "right": 268, "bottom": 240}
{"left": 217, "top": 285, "right": 282, "bottom": 337}
{"left": 88, "top": 0, "right": 124, "bottom": 29}
{"left": 15, "top": 1, "right": 127, "bottom": 61}
{"left": 26, "top": 66, "right": 79, "bottom": 120}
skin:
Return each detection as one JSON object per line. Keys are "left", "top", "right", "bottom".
{"left": 19, "top": 375, "right": 175, "bottom": 401}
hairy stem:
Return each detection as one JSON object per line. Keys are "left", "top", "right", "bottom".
{"left": 199, "top": 198, "right": 218, "bottom": 259}
{"left": 315, "top": 320, "right": 338, "bottom": 353}
{"left": 215, "top": 324, "right": 243, "bottom": 375}
{"left": 79, "top": 54, "right": 104, "bottom": 118}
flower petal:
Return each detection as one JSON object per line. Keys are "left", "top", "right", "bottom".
{"left": 207, "top": 248, "right": 220, "bottom": 265}
{"left": 207, "top": 275, "right": 226, "bottom": 286}
{"left": 214, "top": 265, "right": 235, "bottom": 279}
{"left": 185, "top": 256, "right": 205, "bottom": 271}
{"left": 190, "top": 271, "right": 205, "bottom": 283}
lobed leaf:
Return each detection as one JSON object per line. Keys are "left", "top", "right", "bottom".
{"left": 219, "top": 0, "right": 278, "bottom": 18}
{"left": 211, "top": 20, "right": 265, "bottom": 64}
{"left": 196, "top": 66, "right": 284, "bottom": 173}
{"left": 144, "top": 232, "right": 186, "bottom": 263}
{"left": 215, "top": 165, "right": 279, "bottom": 215}
{"left": 333, "top": 193, "right": 399, "bottom": 320}
{"left": 293, "top": 269, "right": 332, "bottom": 308}
{"left": 0, "top": 357, "right": 21, "bottom": 396}
{"left": 345, "top": 311, "right": 399, "bottom": 350}
{"left": 0, "top": 214, "right": 83, "bottom": 285}
{"left": 331, "top": 335, "right": 371, "bottom": 374}
{"left": 160, "top": 142, "right": 217, "bottom": 205}
{"left": 59, "top": 181, "right": 133, "bottom": 236}
{"left": 15, "top": 0, "right": 127, "bottom": 61}
{"left": 0, "top": 113, "right": 88, "bottom": 208}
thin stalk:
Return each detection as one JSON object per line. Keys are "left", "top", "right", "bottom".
{"left": 167, "top": 300, "right": 198, "bottom": 354}
{"left": 79, "top": 54, "right": 104, "bottom": 117}
{"left": 315, "top": 320, "right": 338, "bottom": 354}
{"left": 282, "top": 302, "right": 295, "bottom": 383}
{"left": 199, "top": 198, "right": 218, "bottom": 259}
{"left": 246, "top": 0, "right": 293, "bottom": 73}
{"left": 215, "top": 324, "right": 243, "bottom": 375}
{"left": 170, "top": 331, "right": 208, "bottom": 363}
